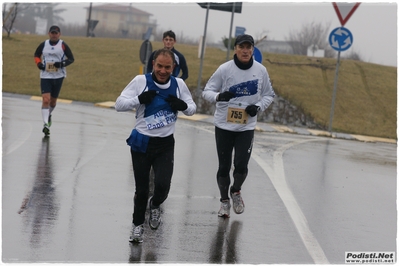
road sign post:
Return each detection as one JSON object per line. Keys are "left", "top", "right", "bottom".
{"left": 226, "top": 2, "right": 237, "bottom": 61}
{"left": 328, "top": 50, "right": 341, "bottom": 133}
{"left": 328, "top": 2, "right": 360, "bottom": 133}
{"left": 328, "top": 26, "right": 353, "bottom": 132}
{"left": 197, "top": 3, "right": 210, "bottom": 93}
{"left": 196, "top": 2, "right": 243, "bottom": 91}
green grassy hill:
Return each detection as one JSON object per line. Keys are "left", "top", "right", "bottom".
{"left": 2, "top": 34, "right": 397, "bottom": 139}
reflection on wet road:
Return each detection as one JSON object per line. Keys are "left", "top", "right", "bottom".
{"left": 2, "top": 95, "right": 396, "bottom": 263}
{"left": 18, "top": 137, "right": 59, "bottom": 250}
{"left": 208, "top": 219, "right": 242, "bottom": 263}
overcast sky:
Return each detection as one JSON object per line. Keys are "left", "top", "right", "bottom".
{"left": 56, "top": 1, "right": 397, "bottom": 67}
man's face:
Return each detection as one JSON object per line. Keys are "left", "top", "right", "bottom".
{"left": 48, "top": 31, "right": 60, "bottom": 42}
{"left": 235, "top": 42, "right": 254, "bottom": 64}
{"left": 163, "top": 36, "right": 175, "bottom": 50}
{"left": 152, "top": 53, "right": 174, "bottom": 83}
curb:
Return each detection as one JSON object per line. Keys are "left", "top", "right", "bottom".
{"left": 27, "top": 95, "right": 397, "bottom": 145}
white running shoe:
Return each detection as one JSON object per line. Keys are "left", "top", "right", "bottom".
{"left": 218, "top": 200, "right": 231, "bottom": 218}
{"left": 129, "top": 224, "right": 144, "bottom": 243}
{"left": 230, "top": 190, "right": 245, "bottom": 214}
{"left": 149, "top": 200, "right": 162, "bottom": 229}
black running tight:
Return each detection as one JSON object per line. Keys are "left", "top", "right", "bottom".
{"left": 214, "top": 126, "right": 254, "bottom": 201}
{"left": 130, "top": 135, "right": 174, "bottom": 226}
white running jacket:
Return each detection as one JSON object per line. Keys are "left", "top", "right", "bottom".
{"left": 115, "top": 75, "right": 196, "bottom": 137}
{"left": 202, "top": 60, "right": 275, "bottom": 132}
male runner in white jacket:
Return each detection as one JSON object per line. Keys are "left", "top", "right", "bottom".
{"left": 116, "top": 48, "right": 196, "bottom": 242}
{"left": 202, "top": 34, "right": 275, "bottom": 218}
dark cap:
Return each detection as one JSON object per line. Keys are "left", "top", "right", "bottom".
{"left": 234, "top": 34, "right": 254, "bottom": 46}
{"left": 49, "top": 25, "right": 60, "bottom": 33}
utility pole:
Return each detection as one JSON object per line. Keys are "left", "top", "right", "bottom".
{"left": 196, "top": 3, "right": 210, "bottom": 91}
{"left": 86, "top": 2, "right": 92, "bottom": 37}
{"left": 225, "top": 2, "right": 236, "bottom": 61}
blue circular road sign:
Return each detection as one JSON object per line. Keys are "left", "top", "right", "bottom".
{"left": 329, "top": 27, "right": 353, "bottom": 52}
{"left": 253, "top": 47, "right": 262, "bottom": 63}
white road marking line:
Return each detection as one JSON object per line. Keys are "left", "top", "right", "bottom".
{"left": 252, "top": 138, "right": 330, "bottom": 264}
{"left": 189, "top": 122, "right": 329, "bottom": 263}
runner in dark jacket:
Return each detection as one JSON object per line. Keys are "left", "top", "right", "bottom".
{"left": 146, "top": 30, "right": 188, "bottom": 81}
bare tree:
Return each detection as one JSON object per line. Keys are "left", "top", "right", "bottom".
{"left": 253, "top": 30, "right": 268, "bottom": 45}
{"left": 286, "top": 21, "right": 336, "bottom": 58}
{"left": 3, "top": 3, "right": 18, "bottom": 38}
{"left": 12, "top": 3, "right": 66, "bottom": 34}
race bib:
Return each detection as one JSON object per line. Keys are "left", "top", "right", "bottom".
{"left": 226, "top": 107, "right": 248, "bottom": 124}
{"left": 46, "top": 62, "right": 58, "bottom": 72}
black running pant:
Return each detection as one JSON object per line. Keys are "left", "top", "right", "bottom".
{"left": 215, "top": 126, "right": 254, "bottom": 201}
{"left": 130, "top": 135, "right": 174, "bottom": 226}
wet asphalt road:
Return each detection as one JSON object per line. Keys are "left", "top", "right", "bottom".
{"left": 2, "top": 95, "right": 397, "bottom": 263}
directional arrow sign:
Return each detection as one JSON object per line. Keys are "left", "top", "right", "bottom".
{"left": 332, "top": 2, "right": 361, "bottom": 26}
{"left": 235, "top": 26, "right": 246, "bottom": 37}
{"left": 329, "top": 27, "right": 353, "bottom": 52}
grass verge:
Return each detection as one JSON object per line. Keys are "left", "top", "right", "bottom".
{"left": 2, "top": 34, "right": 397, "bottom": 139}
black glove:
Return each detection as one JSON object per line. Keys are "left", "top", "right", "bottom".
{"left": 138, "top": 90, "right": 157, "bottom": 104}
{"left": 165, "top": 94, "right": 188, "bottom": 112}
{"left": 37, "top": 62, "right": 45, "bottom": 70}
{"left": 217, "top": 91, "right": 235, "bottom": 102}
{"left": 245, "top": 105, "right": 260, "bottom": 117}
{"left": 53, "top": 62, "right": 64, "bottom": 68}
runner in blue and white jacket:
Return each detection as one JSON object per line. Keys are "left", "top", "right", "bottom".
{"left": 202, "top": 34, "right": 275, "bottom": 218}
{"left": 115, "top": 48, "right": 196, "bottom": 243}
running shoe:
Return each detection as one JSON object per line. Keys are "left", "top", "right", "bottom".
{"left": 149, "top": 199, "right": 161, "bottom": 229}
{"left": 48, "top": 115, "right": 52, "bottom": 127}
{"left": 230, "top": 190, "right": 245, "bottom": 214}
{"left": 218, "top": 199, "right": 231, "bottom": 218}
{"left": 129, "top": 224, "right": 144, "bottom": 243}
{"left": 42, "top": 124, "right": 50, "bottom": 136}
